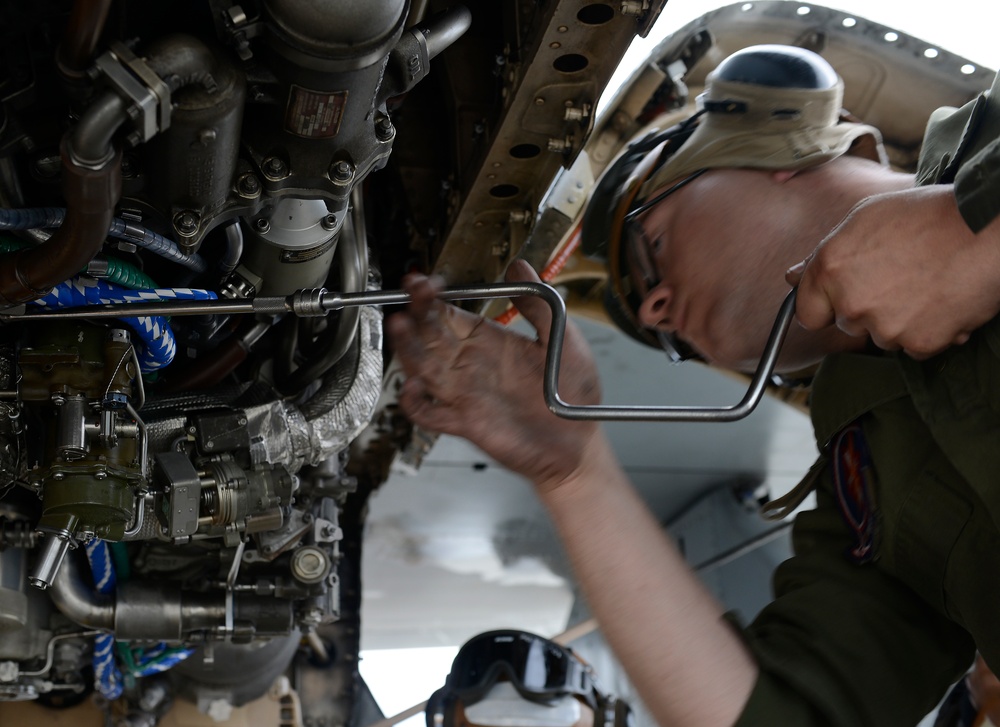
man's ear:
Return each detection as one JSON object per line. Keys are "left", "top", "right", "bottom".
{"left": 771, "top": 169, "right": 800, "bottom": 183}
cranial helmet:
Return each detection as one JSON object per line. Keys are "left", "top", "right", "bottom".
{"left": 425, "top": 630, "right": 632, "bottom": 727}
{"left": 580, "top": 44, "right": 886, "bottom": 357}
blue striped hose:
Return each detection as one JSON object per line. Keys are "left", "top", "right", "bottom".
{"left": 0, "top": 208, "right": 207, "bottom": 273}
{"left": 30, "top": 278, "right": 217, "bottom": 372}
{"left": 133, "top": 643, "right": 194, "bottom": 676}
{"left": 85, "top": 540, "right": 123, "bottom": 701}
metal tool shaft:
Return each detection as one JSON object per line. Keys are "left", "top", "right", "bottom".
{"left": 0, "top": 283, "right": 796, "bottom": 422}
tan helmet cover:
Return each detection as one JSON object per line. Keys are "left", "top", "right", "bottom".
{"left": 638, "top": 70, "right": 886, "bottom": 200}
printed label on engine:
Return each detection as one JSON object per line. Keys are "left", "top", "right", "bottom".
{"left": 280, "top": 236, "right": 336, "bottom": 264}
{"left": 284, "top": 86, "right": 347, "bottom": 139}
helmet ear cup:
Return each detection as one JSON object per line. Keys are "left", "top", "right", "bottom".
{"left": 580, "top": 128, "right": 667, "bottom": 261}
{"left": 595, "top": 695, "right": 635, "bottom": 727}
{"left": 612, "top": 697, "right": 634, "bottom": 727}
{"left": 426, "top": 687, "right": 449, "bottom": 727}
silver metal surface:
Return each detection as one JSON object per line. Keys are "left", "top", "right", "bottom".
{"left": 27, "top": 535, "right": 72, "bottom": 591}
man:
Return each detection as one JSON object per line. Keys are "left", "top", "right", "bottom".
{"left": 387, "top": 45, "right": 998, "bottom": 726}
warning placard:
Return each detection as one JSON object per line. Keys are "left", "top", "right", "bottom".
{"left": 285, "top": 85, "right": 348, "bottom": 139}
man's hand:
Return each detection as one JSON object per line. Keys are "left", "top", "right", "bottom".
{"left": 386, "top": 259, "right": 601, "bottom": 491}
{"left": 969, "top": 654, "right": 1000, "bottom": 726}
{"left": 786, "top": 185, "right": 1000, "bottom": 358}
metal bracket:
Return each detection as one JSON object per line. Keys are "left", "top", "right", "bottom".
{"left": 1, "top": 283, "right": 795, "bottom": 422}
{"left": 94, "top": 42, "right": 172, "bottom": 143}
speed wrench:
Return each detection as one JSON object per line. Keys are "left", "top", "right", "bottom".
{"left": 2, "top": 283, "right": 797, "bottom": 422}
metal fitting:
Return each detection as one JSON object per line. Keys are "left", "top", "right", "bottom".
{"left": 237, "top": 172, "right": 261, "bottom": 198}
{"left": 262, "top": 156, "right": 289, "bottom": 180}
{"left": 620, "top": 0, "right": 649, "bottom": 16}
{"left": 290, "top": 289, "right": 328, "bottom": 317}
{"left": 329, "top": 160, "right": 355, "bottom": 183}
{"left": 509, "top": 210, "right": 532, "bottom": 226}
{"left": 374, "top": 115, "right": 395, "bottom": 142}
{"left": 547, "top": 137, "right": 572, "bottom": 153}
{"left": 174, "top": 210, "right": 200, "bottom": 237}
{"left": 564, "top": 104, "right": 592, "bottom": 122}
{"left": 290, "top": 546, "right": 331, "bottom": 584}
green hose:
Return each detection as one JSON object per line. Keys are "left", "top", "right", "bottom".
{"left": 0, "top": 233, "right": 159, "bottom": 289}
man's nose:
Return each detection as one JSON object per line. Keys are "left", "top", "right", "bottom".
{"left": 637, "top": 285, "right": 673, "bottom": 330}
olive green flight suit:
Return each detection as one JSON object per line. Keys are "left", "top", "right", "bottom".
{"left": 735, "top": 69, "right": 1000, "bottom": 727}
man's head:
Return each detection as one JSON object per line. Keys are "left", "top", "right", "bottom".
{"left": 582, "top": 44, "right": 903, "bottom": 372}
{"left": 426, "top": 630, "right": 631, "bottom": 727}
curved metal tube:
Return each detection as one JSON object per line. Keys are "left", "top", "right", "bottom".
{"left": 220, "top": 221, "right": 244, "bottom": 279}
{"left": 57, "top": 0, "right": 114, "bottom": 80}
{"left": 421, "top": 5, "right": 473, "bottom": 60}
{"left": 321, "top": 283, "right": 796, "bottom": 422}
{"left": 69, "top": 93, "right": 130, "bottom": 168}
{"left": 0, "top": 34, "right": 226, "bottom": 306}
{"left": 49, "top": 551, "right": 115, "bottom": 631}
{"left": 0, "top": 137, "right": 122, "bottom": 306}
{"left": 143, "top": 35, "right": 220, "bottom": 93}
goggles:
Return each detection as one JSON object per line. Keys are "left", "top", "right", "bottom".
{"left": 426, "top": 631, "right": 630, "bottom": 727}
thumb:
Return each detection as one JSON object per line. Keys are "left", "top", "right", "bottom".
{"left": 505, "top": 260, "right": 556, "bottom": 343}
{"left": 791, "top": 263, "right": 837, "bottom": 332}
{"left": 785, "top": 260, "right": 806, "bottom": 286}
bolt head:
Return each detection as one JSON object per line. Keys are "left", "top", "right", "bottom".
{"left": 330, "top": 160, "right": 354, "bottom": 182}
{"left": 174, "top": 211, "right": 200, "bottom": 236}
{"left": 375, "top": 116, "right": 395, "bottom": 142}
{"left": 262, "top": 156, "right": 288, "bottom": 179}
{"left": 238, "top": 174, "right": 261, "bottom": 197}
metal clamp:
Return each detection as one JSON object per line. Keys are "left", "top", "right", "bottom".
{"left": 94, "top": 42, "right": 172, "bottom": 143}
{"left": 1, "top": 283, "right": 795, "bottom": 422}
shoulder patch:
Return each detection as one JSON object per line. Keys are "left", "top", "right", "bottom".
{"left": 832, "top": 423, "right": 878, "bottom": 564}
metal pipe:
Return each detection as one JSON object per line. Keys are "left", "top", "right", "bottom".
{"left": 143, "top": 35, "right": 220, "bottom": 94}
{"left": 0, "top": 139, "right": 122, "bottom": 306}
{"left": 57, "top": 0, "right": 114, "bottom": 80}
{"left": 28, "top": 533, "right": 75, "bottom": 590}
{"left": 0, "top": 33, "right": 225, "bottom": 307}
{"left": 68, "top": 93, "right": 130, "bottom": 168}
{"left": 49, "top": 551, "right": 115, "bottom": 629}
{"left": 421, "top": 5, "right": 473, "bottom": 61}
{"left": 220, "top": 221, "right": 244, "bottom": 279}
{"left": 19, "top": 630, "right": 103, "bottom": 677}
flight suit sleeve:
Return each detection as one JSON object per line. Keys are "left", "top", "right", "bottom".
{"left": 916, "top": 70, "right": 1000, "bottom": 232}
{"left": 731, "top": 484, "right": 975, "bottom": 727}
{"left": 954, "top": 134, "right": 1000, "bottom": 233}
{"left": 951, "top": 70, "right": 1000, "bottom": 233}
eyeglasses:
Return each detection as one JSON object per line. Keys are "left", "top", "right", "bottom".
{"left": 622, "top": 168, "right": 708, "bottom": 363}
